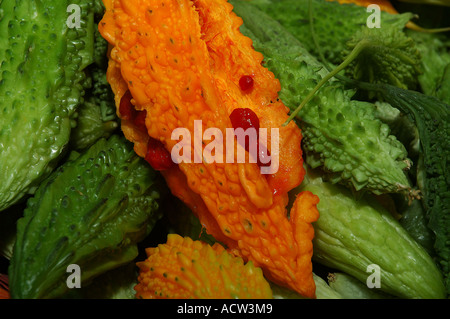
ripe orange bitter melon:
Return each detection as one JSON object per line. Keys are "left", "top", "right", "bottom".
{"left": 99, "top": 0, "right": 320, "bottom": 298}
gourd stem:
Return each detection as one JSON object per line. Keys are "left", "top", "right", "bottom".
{"left": 283, "top": 39, "right": 370, "bottom": 126}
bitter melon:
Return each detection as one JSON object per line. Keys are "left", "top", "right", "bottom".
{"left": 69, "top": 19, "right": 119, "bottom": 151}
{"left": 355, "top": 81, "right": 450, "bottom": 294}
{"left": 248, "top": 0, "right": 450, "bottom": 103}
{"left": 296, "top": 168, "right": 446, "bottom": 299}
{"left": 0, "top": 0, "right": 96, "bottom": 211}
{"left": 248, "top": 0, "right": 423, "bottom": 91}
{"left": 9, "top": 135, "right": 166, "bottom": 299}
{"left": 135, "top": 234, "right": 273, "bottom": 299}
{"left": 342, "top": 24, "right": 422, "bottom": 91}
{"left": 245, "top": 0, "right": 413, "bottom": 66}
{"left": 327, "top": 272, "right": 392, "bottom": 299}
{"left": 231, "top": 0, "right": 412, "bottom": 196}
{"left": 69, "top": 97, "right": 118, "bottom": 151}
{"left": 406, "top": 30, "right": 450, "bottom": 105}
{"left": 99, "top": 0, "right": 319, "bottom": 298}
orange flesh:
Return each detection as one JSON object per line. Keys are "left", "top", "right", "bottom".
{"left": 99, "top": 0, "right": 319, "bottom": 298}
{"left": 134, "top": 234, "right": 273, "bottom": 299}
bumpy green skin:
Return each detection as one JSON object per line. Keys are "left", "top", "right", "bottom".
{"left": 297, "top": 170, "right": 446, "bottom": 299}
{"left": 232, "top": 1, "right": 412, "bottom": 195}
{"left": 363, "top": 83, "right": 450, "bottom": 293}
{"left": 69, "top": 98, "right": 118, "bottom": 151}
{"left": 90, "top": 3, "right": 115, "bottom": 112}
{"left": 246, "top": 0, "right": 411, "bottom": 65}
{"left": 69, "top": 7, "right": 119, "bottom": 151}
{"left": 9, "top": 135, "right": 166, "bottom": 299}
{"left": 0, "top": 0, "right": 95, "bottom": 211}
{"left": 373, "top": 101, "right": 419, "bottom": 154}
{"left": 248, "top": 0, "right": 421, "bottom": 90}
{"left": 406, "top": 30, "right": 450, "bottom": 105}
{"left": 248, "top": 0, "right": 450, "bottom": 103}
{"left": 344, "top": 26, "right": 422, "bottom": 90}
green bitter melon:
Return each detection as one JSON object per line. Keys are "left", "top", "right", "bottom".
{"left": 327, "top": 272, "right": 393, "bottom": 299}
{"left": 245, "top": 0, "right": 413, "bottom": 66}
{"left": 296, "top": 168, "right": 446, "bottom": 299}
{"left": 247, "top": 0, "right": 450, "bottom": 103}
{"left": 69, "top": 12, "right": 119, "bottom": 151}
{"left": 354, "top": 81, "right": 450, "bottom": 294}
{"left": 342, "top": 25, "right": 422, "bottom": 91}
{"left": 0, "top": 0, "right": 96, "bottom": 211}
{"left": 405, "top": 30, "right": 450, "bottom": 105}
{"left": 9, "top": 135, "right": 166, "bottom": 299}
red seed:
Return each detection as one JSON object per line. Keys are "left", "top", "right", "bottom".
{"left": 239, "top": 75, "right": 254, "bottom": 92}
{"left": 229, "top": 108, "right": 260, "bottom": 152}
{"left": 229, "top": 108, "right": 260, "bottom": 132}
{"left": 145, "top": 137, "right": 174, "bottom": 171}
{"left": 229, "top": 108, "right": 270, "bottom": 168}
{"left": 119, "top": 90, "right": 136, "bottom": 120}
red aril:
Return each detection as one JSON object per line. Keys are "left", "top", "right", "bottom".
{"left": 145, "top": 137, "right": 174, "bottom": 171}
{"left": 239, "top": 75, "right": 254, "bottom": 92}
{"left": 229, "top": 108, "right": 260, "bottom": 132}
{"left": 119, "top": 90, "right": 136, "bottom": 120}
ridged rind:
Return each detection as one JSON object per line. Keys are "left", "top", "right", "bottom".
{"left": 9, "top": 135, "right": 164, "bottom": 299}
{"left": 0, "top": 0, "right": 95, "bottom": 211}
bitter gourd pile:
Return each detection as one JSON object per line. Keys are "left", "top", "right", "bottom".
{"left": 0, "top": 0, "right": 448, "bottom": 300}
{"left": 246, "top": 0, "right": 412, "bottom": 66}
{"left": 234, "top": 0, "right": 450, "bottom": 295}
